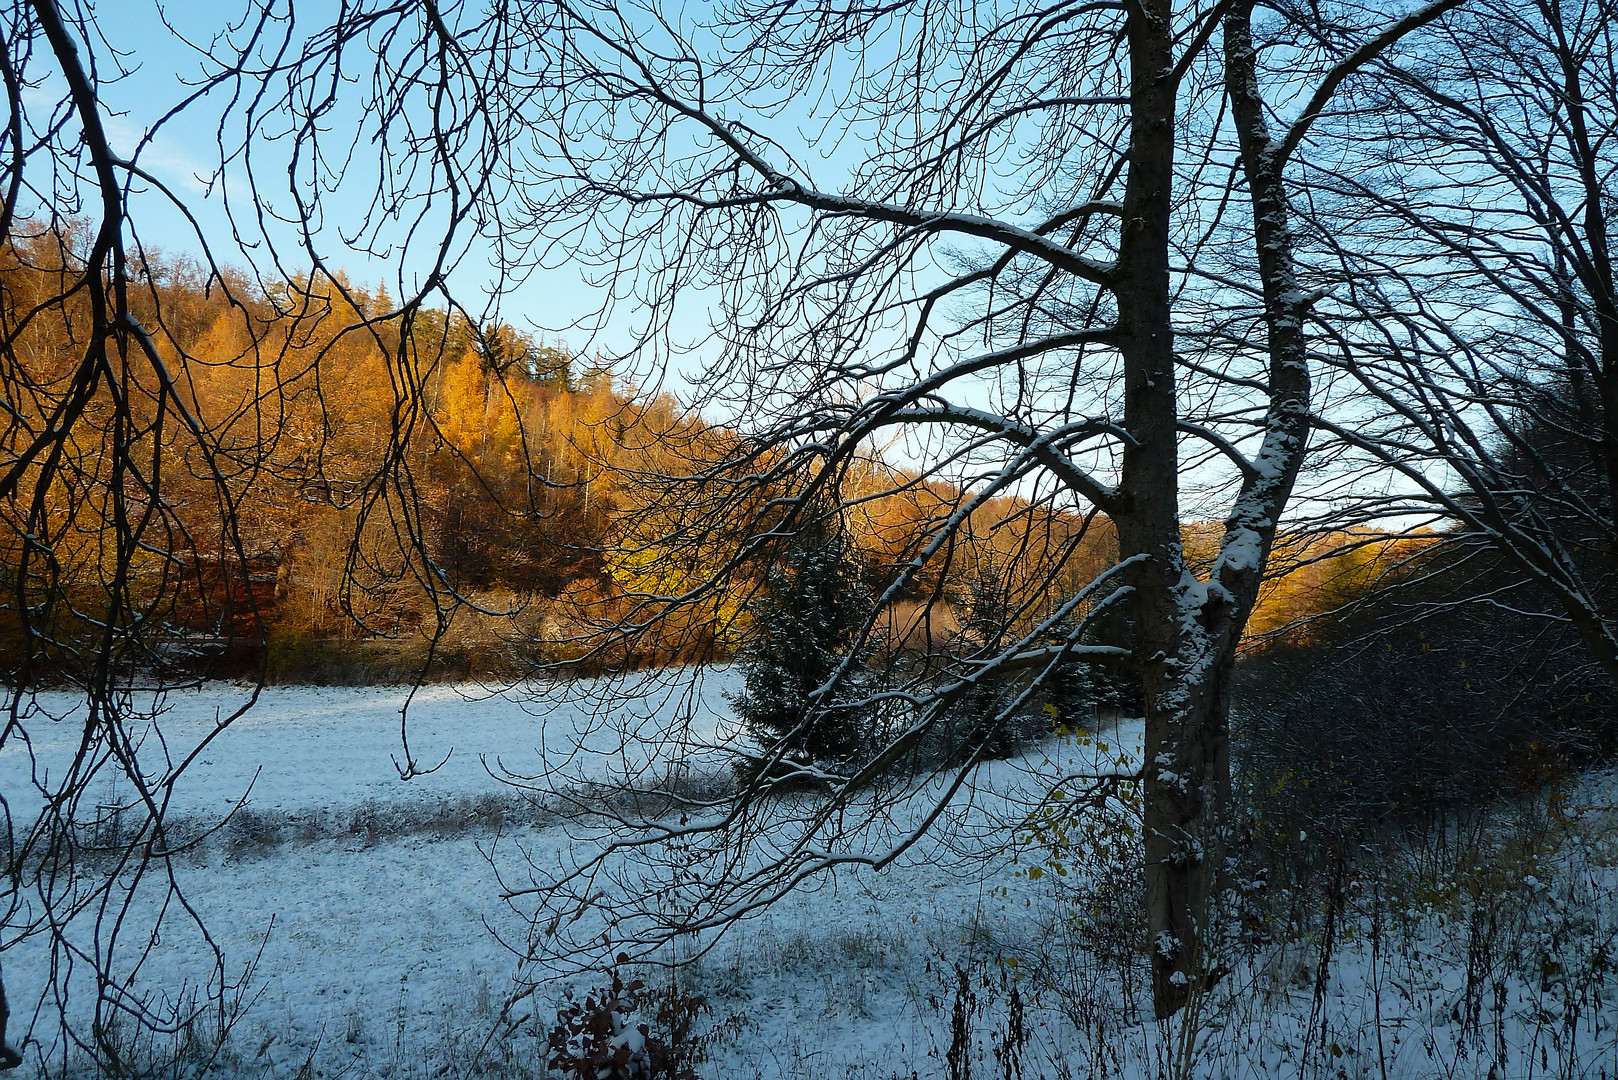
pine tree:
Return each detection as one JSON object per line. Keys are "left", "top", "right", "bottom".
{"left": 1046, "top": 585, "right": 1142, "bottom": 720}
{"left": 732, "top": 521, "right": 872, "bottom": 774}
{"left": 948, "top": 566, "right": 1020, "bottom": 761}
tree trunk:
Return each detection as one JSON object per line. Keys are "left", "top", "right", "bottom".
{"left": 1112, "top": 0, "right": 1210, "bottom": 1019}
{"left": 1139, "top": 655, "right": 1236, "bottom": 1015}
{"left": 0, "top": 974, "right": 19, "bottom": 1070}
{"left": 1122, "top": 0, "right": 1324, "bottom": 1017}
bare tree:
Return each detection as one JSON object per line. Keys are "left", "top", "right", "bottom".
{"left": 1295, "top": 0, "right": 1618, "bottom": 685}
{"left": 0, "top": 0, "right": 544, "bottom": 1067}
{"left": 440, "top": 0, "right": 1464, "bottom": 1018}
{"left": 0, "top": 1, "right": 269, "bottom": 1066}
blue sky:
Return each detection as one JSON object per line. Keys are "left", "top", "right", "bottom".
{"left": 94, "top": 1, "right": 638, "bottom": 360}
{"left": 95, "top": 0, "right": 972, "bottom": 384}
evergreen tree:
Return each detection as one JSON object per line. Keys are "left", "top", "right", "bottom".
{"left": 943, "top": 570, "right": 1141, "bottom": 762}
{"left": 732, "top": 521, "right": 872, "bottom": 773}
{"left": 947, "top": 566, "right": 1020, "bottom": 761}
{"left": 1055, "top": 584, "right": 1142, "bottom": 717}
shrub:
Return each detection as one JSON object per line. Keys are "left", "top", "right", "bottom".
{"left": 546, "top": 966, "right": 713, "bottom": 1080}
{"left": 1232, "top": 544, "right": 1618, "bottom": 918}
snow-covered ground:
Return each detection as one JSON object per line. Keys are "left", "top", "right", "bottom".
{"left": 3, "top": 676, "right": 1616, "bottom": 1079}
{"left": 0, "top": 673, "right": 741, "bottom": 1077}
{"left": 1, "top": 672, "right": 740, "bottom": 820}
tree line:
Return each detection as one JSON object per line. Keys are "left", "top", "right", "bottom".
{"left": 0, "top": 230, "right": 1121, "bottom": 680}
{"left": 3, "top": 226, "right": 1407, "bottom": 687}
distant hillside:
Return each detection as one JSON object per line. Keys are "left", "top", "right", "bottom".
{"left": 3, "top": 234, "right": 1394, "bottom": 684}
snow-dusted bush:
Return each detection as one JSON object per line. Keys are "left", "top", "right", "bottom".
{"left": 545, "top": 968, "right": 721, "bottom": 1080}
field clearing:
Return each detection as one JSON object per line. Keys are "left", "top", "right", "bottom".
{"left": 2, "top": 677, "right": 1616, "bottom": 1079}
{"left": 1, "top": 673, "right": 742, "bottom": 821}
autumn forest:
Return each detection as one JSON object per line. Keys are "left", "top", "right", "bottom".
{"left": 1, "top": 226, "right": 1424, "bottom": 689}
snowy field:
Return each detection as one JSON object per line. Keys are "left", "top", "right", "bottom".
{"left": 3, "top": 675, "right": 1617, "bottom": 1079}
{"left": 1, "top": 673, "right": 741, "bottom": 820}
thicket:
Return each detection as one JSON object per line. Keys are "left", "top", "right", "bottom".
{"left": 727, "top": 526, "right": 1135, "bottom": 778}
{"left": 1232, "top": 538, "right": 1618, "bottom": 911}
{"left": 1235, "top": 363, "right": 1618, "bottom": 859}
